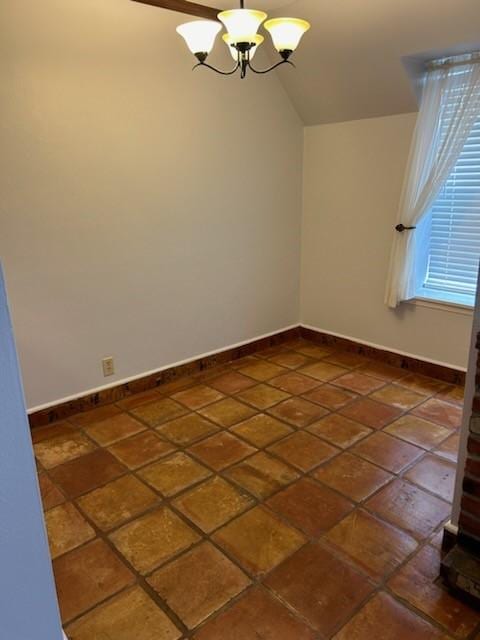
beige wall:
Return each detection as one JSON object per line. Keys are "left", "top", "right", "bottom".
{"left": 301, "top": 112, "right": 473, "bottom": 370}
{"left": 0, "top": 0, "right": 303, "bottom": 409}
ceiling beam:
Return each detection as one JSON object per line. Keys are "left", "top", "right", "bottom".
{"left": 131, "top": 0, "right": 222, "bottom": 21}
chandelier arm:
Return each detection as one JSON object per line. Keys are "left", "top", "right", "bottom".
{"left": 192, "top": 61, "right": 241, "bottom": 75}
{"left": 247, "top": 59, "right": 296, "bottom": 75}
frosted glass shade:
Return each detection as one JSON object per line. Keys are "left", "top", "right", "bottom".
{"left": 264, "top": 17, "right": 310, "bottom": 52}
{"left": 176, "top": 20, "right": 222, "bottom": 54}
{"left": 223, "top": 34, "right": 264, "bottom": 60}
{"left": 218, "top": 9, "right": 267, "bottom": 44}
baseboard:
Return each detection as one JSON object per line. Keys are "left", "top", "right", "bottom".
{"left": 300, "top": 324, "right": 466, "bottom": 386}
{"left": 29, "top": 322, "right": 466, "bottom": 429}
{"left": 443, "top": 521, "right": 459, "bottom": 553}
{"left": 28, "top": 326, "right": 300, "bottom": 428}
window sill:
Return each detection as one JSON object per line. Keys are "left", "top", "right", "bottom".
{"left": 407, "top": 295, "right": 474, "bottom": 316}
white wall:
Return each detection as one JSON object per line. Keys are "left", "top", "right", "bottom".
{"left": 301, "top": 112, "right": 473, "bottom": 370}
{"left": 0, "top": 0, "right": 303, "bottom": 409}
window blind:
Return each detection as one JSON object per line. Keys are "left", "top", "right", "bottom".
{"left": 424, "top": 117, "right": 480, "bottom": 296}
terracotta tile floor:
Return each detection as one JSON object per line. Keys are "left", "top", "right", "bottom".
{"left": 33, "top": 339, "right": 480, "bottom": 639}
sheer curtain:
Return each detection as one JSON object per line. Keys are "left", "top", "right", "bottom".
{"left": 385, "top": 57, "right": 480, "bottom": 308}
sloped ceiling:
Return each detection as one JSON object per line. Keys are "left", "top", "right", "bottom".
{"left": 270, "top": 0, "right": 480, "bottom": 124}
{"left": 199, "top": 0, "right": 480, "bottom": 125}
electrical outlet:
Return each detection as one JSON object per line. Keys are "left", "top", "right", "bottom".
{"left": 102, "top": 357, "right": 115, "bottom": 377}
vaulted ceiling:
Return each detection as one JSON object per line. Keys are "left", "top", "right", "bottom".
{"left": 192, "top": 0, "right": 480, "bottom": 125}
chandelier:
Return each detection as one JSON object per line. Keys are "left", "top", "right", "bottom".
{"left": 176, "top": 0, "right": 310, "bottom": 79}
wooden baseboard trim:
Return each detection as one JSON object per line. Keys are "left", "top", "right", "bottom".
{"left": 28, "top": 327, "right": 300, "bottom": 428}
{"left": 299, "top": 326, "right": 466, "bottom": 386}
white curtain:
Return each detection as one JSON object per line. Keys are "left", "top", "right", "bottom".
{"left": 385, "top": 58, "right": 480, "bottom": 308}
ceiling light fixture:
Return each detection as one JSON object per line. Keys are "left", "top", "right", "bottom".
{"left": 176, "top": 0, "right": 310, "bottom": 79}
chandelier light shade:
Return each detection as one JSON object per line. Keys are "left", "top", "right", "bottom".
{"left": 176, "top": 20, "right": 222, "bottom": 55}
{"left": 218, "top": 9, "right": 267, "bottom": 44}
{"left": 264, "top": 18, "right": 311, "bottom": 53}
{"left": 176, "top": 0, "right": 311, "bottom": 79}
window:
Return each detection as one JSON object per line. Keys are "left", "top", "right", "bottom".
{"left": 416, "top": 113, "right": 480, "bottom": 307}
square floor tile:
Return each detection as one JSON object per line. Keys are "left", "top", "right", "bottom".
{"left": 436, "top": 384, "right": 465, "bottom": 405}
{"left": 157, "top": 376, "right": 196, "bottom": 394}
{"left": 53, "top": 538, "right": 134, "bottom": 623}
{"left": 108, "top": 431, "right": 176, "bottom": 469}
{"left": 293, "top": 344, "right": 331, "bottom": 359}
{"left": 404, "top": 454, "right": 456, "bottom": 502}
{"left": 131, "top": 398, "right": 188, "bottom": 427}
{"left": 49, "top": 449, "right": 126, "bottom": 498}
{"left": 267, "top": 397, "right": 329, "bottom": 428}
{"left": 299, "top": 361, "right": 349, "bottom": 383}
{"left": 66, "top": 586, "right": 181, "bottom": 640}
{"left": 324, "top": 351, "right": 369, "bottom": 368}
{"left": 173, "top": 476, "right": 253, "bottom": 533}
{"left": 148, "top": 542, "right": 250, "bottom": 629}
{"left": 366, "top": 479, "right": 450, "bottom": 540}
{"left": 85, "top": 413, "right": 146, "bottom": 446}
{"left": 302, "top": 384, "right": 357, "bottom": 411}
{"left": 333, "top": 592, "right": 450, "bottom": 639}
{"left": 115, "top": 389, "right": 162, "bottom": 411}
{"left": 208, "top": 371, "right": 257, "bottom": 394}
{"left": 413, "top": 398, "right": 463, "bottom": 429}
{"left": 268, "top": 431, "right": 338, "bottom": 472}
{"left": 269, "top": 372, "right": 321, "bottom": 395}
{"left": 31, "top": 421, "right": 77, "bottom": 445}
{"left": 157, "top": 414, "right": 219, "bottom": 446}
{"left": 351, "top": 431, "right": 424, "bottom": 473}
{"left": 256, "top": 344, "right": 289, "bottom": 358}
{"left": 435, "top": 432, "right": 460, "bottom": 463}
{"left": 359, "top": 361, "right": 407, "bottom": 382}
{"left": 69, "top": 404, "right": 122, "bottom": 427}
{"left": 198, "top": 398, "right": 257, "bottom": 428}
{"left": 172, "top": 384, "right": 225, "bottom": 410}
{"left": 213, "top": 506, "right": 306, "bottom": 577}
{"left": 267, "top": 478, "right": 353, "bottom": 536}
{"left": 138, "top": 452, "right": 211, "bottom": 497}
{"left": 370, "top": 384, "right": 427, "bottom": 411}
{"left": 77, "top": 475, "right": 159, "bottom": 531}
{"left": 238, "top": 360, "right": 287, "bottom": 381}
{"left": 34, "top": 432, "right": 96, "bottom": 469}
{"left": 388, "top": 545, "right": 480, "bottom": 638}
{"left": 325, "top": 509, "right": 417, "bottom": 581}
{"left": 307, "top": 414, "right": 372, "bottom": 449}
{"left": 268, "top": 351, "right": 313, "bottom": 370}
{"left": 339, "top": 397, "right": 403, "bottom": 429}
{"left": 193, "top": 364, "right": 231, "bottom": 383}
{"left": 193, "top": 586, "right": 316, "bottom": 640}
{"left": 235, "top": 384, "right": 290, "bottom": 410}
{"left": 188, "top": 432, "right": 256, "bottom": 471}
{"left": 45, "top": 502, "right": 95, "bottom": 558}
{"left": 398, "top": 373, "right": 449, "bottom": 395}
{"left": 333, "top": 372, "right": 385, "bottom": 395}
{"left": 265, "top": 542, "right": 373, "bottom": 636}
{"left": 38, "top": 473, "right": 65, "bottom": 510}
{"left": 313, "top": 452, "right": 393, "bottom": 502}
{"left": 110, "top": 506, "right": 200, "bottom": 574}
{"left": 224, "top": 452, "right": 299, "bottom": 499}
{"left": 385, "top": 415, "right": 451, "bottom": 450}
{"left": 229, "top": 355, "right": 260, "bottom": 369}
{"left": 231, "top": 414, "right": 292, "bottom": 447}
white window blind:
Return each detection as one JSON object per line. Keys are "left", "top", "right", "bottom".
{"left": 424, "top": 115, "right": 480, "bottom": 298}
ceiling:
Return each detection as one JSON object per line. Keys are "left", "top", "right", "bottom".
{"left": 267, "top": 0, "right": 480, "bottom": 125}
{"left": 164, "top": 0, "right": 480, "bottom": 125}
